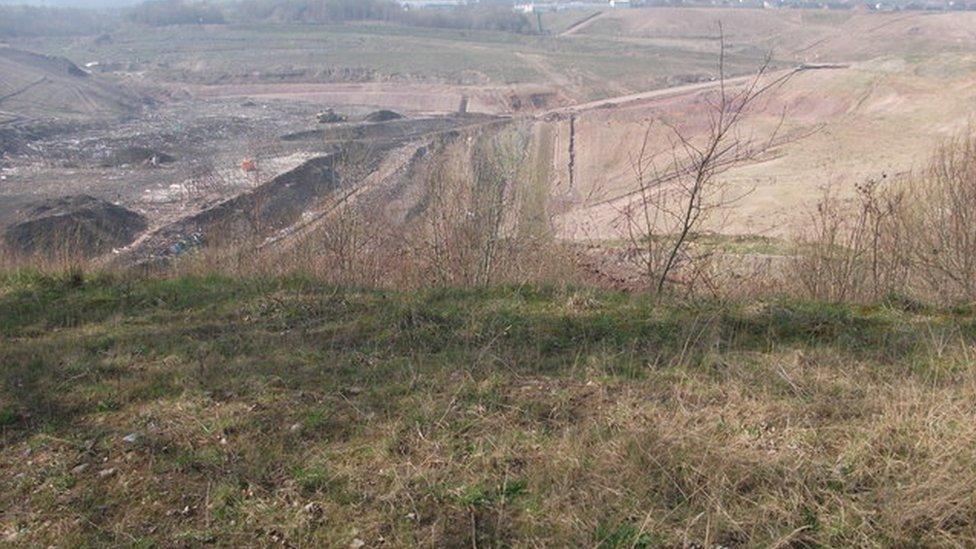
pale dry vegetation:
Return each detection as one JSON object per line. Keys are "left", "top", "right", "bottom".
{"left": 791, "top": 129, "right": 976, "bottom": 306}
{"left": 173, "top": 125, "right": 580, "bottom": 290}
{"left": 6, "top": 128, "right": 976, "bottom": 547}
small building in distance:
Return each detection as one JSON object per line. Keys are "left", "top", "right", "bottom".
{"left": 514, "top": 0, "right": 632, "bottom": 12}
{"left": 397, "top": 0, "right": 466, "bottom": 9}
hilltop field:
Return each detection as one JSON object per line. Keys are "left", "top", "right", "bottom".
{"left": 4, "top": 273, "right": 976, "bottom": 546}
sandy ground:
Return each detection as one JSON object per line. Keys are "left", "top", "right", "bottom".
{"left": 575, "top": 8, "right": 976, "bottom": 62}
{"left": 550, "top": 55, "right": 976, "bottom": 240}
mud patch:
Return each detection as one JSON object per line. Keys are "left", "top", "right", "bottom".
{"left": 280, "top": 115, "right": 500, "bottom": 144}
{"left": 364, "top": 110, "right": 404, "bottom": 123}
{"left": 509, "top": 92, "right": 558, "bottom": 111}
{"left": 3, "top": 195, "right": 147, "bottom": 259}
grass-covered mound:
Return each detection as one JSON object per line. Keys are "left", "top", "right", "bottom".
{"left": 2, "top": 271, "right": 976, "bottom": 546}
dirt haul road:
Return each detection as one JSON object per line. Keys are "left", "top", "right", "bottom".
{"left": 542, "top": 67, "right": 808, "bottom": 117}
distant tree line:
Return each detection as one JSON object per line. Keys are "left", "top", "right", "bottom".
{"left": 0, "top": 0, "right": 533, "bottom": 36}
{"left": 397, "top": 6, "right": 535, "bottom": 33}
{"left": 227, "top": 0, "right": 402, "bottom": 24}
{"left": 0, "top": 5, "right": 117, "bottom": 37}
{"left": 126, "top": 0, "right": 224, "bottom": 26}
{"left": 224, "top": 0, "right": 534, "bottom": 33}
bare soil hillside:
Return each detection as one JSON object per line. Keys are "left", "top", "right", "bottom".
{"left": 577, "top": 8, "right": 976, "bottom": 61}
{"left": 548, "top": 57, "right": 976, "bottom": 240}
{"left": 0, "top": 46, "right": 143, "bottom": 122}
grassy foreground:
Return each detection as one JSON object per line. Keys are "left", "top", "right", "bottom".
{"left": 2, "top": 272, "right": 976, "bottom": 546}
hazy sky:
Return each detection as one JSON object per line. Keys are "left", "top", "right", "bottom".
{"left": 0, "top": 0, "right": 154, "bottom": 7}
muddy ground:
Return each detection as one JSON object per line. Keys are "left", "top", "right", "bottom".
{"left": 1, "top": 98, "right": 316, "bottom": 226}
{"left": 1, "top": 79, "right": 505, "bottom": 266}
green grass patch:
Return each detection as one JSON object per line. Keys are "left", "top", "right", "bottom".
{"left": 2, "top": 272, "right": 976, "bottom": 545}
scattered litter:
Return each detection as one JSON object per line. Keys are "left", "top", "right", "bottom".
{"left": 317, "top": 109, "right": 346, "bottom": 124}
{"left": 167, "top": 232, "right": 203, "bottom": 256}
{"left": 98, "top": 467, "right": 116, "bottom": 478}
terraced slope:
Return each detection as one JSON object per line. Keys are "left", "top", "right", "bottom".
{"left": 0, "top": 46, "right": 142, "bottom": 122}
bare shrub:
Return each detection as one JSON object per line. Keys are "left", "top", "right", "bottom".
{"left": 789, "top": 177, "right": 908, "bottom": 302}
{"left": 172, "top": 124, "right": 577, "bottom": 289}
{"left": 177, "top": 142, "right": 389, "bottom": 283}
{"left": 620, "top": 27, "right": 795, "bottom": 296}
{"left": 902, "top": 132, "right": 976, "bottom": 302}
{"left": 408, "top": 124, "right": 558, "bottom": 287}
{"left": 470, "top": 127, "right": 526, "bottom": 286}
{"left": 790, "top": 128, "right": 976, "bottom": 305}
{"left": 297, "top": 142, "right": 389, "bottom": 284}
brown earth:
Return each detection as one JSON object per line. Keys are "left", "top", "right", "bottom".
{"left": 3, "top": 194, "right": 147, "bottom": 259}
{"left": 183, "top": 82, "right": 569, "bottom": 115}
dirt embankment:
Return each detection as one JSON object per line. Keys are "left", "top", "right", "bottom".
{"left": 0, "top": 47, "right": 145, "bottom": 122}
{"left": 3, "top": 195, "right": 147, "bottom": 259}
{"left": 281, "top": 113, "right": 502, "bottom": 144}
{"left": 185, "top": 81, "right": 567, "bottom": 116}
{"left": 113, "top": 147, "right": 391, "bottom": 265}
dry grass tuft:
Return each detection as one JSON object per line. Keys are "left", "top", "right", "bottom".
{"left": 3, "top": 276, "right": 976, "bottom": 545}
{"left": 789, "top": 127, "right": 976, "bottom": 306}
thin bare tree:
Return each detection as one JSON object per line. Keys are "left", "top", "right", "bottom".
{"left": 622, "top": 23, "right": 797, "bottom": 294}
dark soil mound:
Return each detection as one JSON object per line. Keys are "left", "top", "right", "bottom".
{"left": 364, "top": 110, "right": 404, "bottom": 123}
{"left": 114, "top": 145, "right": 394, "bottom": 265}
{"left": 0, "top": 126, "right": 24, "bottom": 155}
{"left": 99, "top": 146, "right": 176, "bottom": 168}
{"left": 281, "top": 115, "right": 499, "bottom": 144}
{"left": 4, "top": 195, "right": 147, "bottom": 259}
